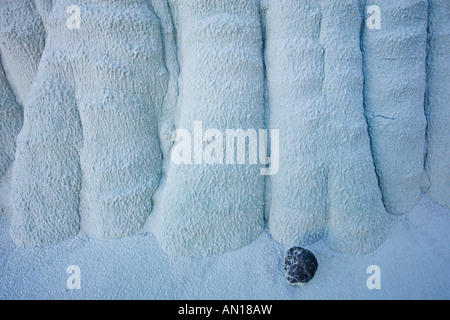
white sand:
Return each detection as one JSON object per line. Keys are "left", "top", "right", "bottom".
{"left": 1, "top": 195, "right": 448, "bottom": 300}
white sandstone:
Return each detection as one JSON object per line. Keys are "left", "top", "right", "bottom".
{"left": 362, "top": 0, "right": 429, "bottom": 215}
{"left": 425, "top": 0, "right": 450, "bottom": 209}
{"left": 265, "top": 0, "right": 389, "bottom": 254}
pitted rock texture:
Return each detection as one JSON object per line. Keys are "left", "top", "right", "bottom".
{"left": 425, "top": 0, "right": 450, "bottom": 209}
{"left": 152, "top": 0, "right": 266, "bottom": 257}
{"left": 72, "top": 0, "right": 167, "bottom": 239}
{"left": 264, "top": 0, "right": 388, "bottom": 254}
{"left": 0, "top": 0, "right": 45, "bottom": 106}
{"left": 0, "top": 0, "right": 448, "bottom": 256}
{"left": 0, "top": 61, "right": 22, "bottom": 179}
{"left": 362, "top": 0, "right": 428, "bottom": 215}
{"left": 0, "top": 0, "right": 45, "bottom": 182}
{"left": 9, "top": 0, "right": 168, "bottom": 246}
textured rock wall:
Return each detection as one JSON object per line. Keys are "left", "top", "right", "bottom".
{"left": 362, "top": 0, "right": 428, "bottom": 215}
{"left": 0, "top": 0, "right": 448, "bottom": 256}
{"left": 0, "top": 0, "right": 45, "bottom": 180}
{"left": 0, "top": 0, "right": 45, "bottom": 106}
{"left": 265, "top": 0, "right": 388, "bottom": 254}
{"left": 153, "top": 0, "right": 265, "bottom": 257}
{"left": 9, "top": 0, "right": 168, "bottom": 246}
{"left": 74, "top": 0, "right": 167, "bottom": 239}
{"left": 0, "top": 60, "right": 22, "bottom": 179}
{"left": 10, "top": 0, "right": 83, "bottom": 246}
{"left": 425, "top": 0, "right": 450, "bottom": 209}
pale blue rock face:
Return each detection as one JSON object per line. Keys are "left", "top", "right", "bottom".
{"left": 0, "top": 0, "right": 448, "bottom": 256}
{"left": 0, "top": 0, "right": 45, "bottom": 106}
{"left": 425, "top": 0, "right": 450, "bottom": 209}
{"left": 0, "top": 62, "right": 22, "bottom": 180}
{"left": 9, "top": 0, "right": 83, "bottom": 246}
{"left": 265, "top": 0, "right": 388, "bottom": 254}
{"left": 362, "top": 0, "right": 428, "bottom": 215}
{"left": 70, "top": 0, "right": 168, "bottom": 239}
{"left": 153, "top": 0, "right": 266, "bottom": 257}
{"left": 0, "top": 0, "right": 44, "bottom": 182}
{"left": 9, "top": 0, "right": 168, "bottom": 246}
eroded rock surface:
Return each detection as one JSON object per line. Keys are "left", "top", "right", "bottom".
{"left": 0, "top": 0, "right": 447, "bottom": 256}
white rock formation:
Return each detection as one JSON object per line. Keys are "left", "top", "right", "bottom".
{"left": 0, "top": 0, "right": 45, "bottom": 106}
{"left": 264, "top": 0, "right": 388, "bottom": 254}
{"left": 362, "top": 0, "right": 428, "bottom": 215}
{"left": 425, "top": 0, "right": 450, "bottom": 209}
{"left": 152, "top": 0, "right": 265, "bottom": 257}
{"left": 0, "top": 61, "right": 22, "bottom": 179}
{"left": 0, "top": 0, "right": 447, "bottom": 256}
{"left": 0, "top": 0, "right": 44, "bottom": 181}
{"left": 34, "top": 0, "right": 54, "bottom": 29}
{"left": 0, "top": 0, "right": 45, "bottom": 222}
{"left": 74, "top": 0, "right": 167, "bottom": 239}
{"left": 10, "top": 0, "right": 168, "bottom": 246}
{"left": 10, "top": 1, "right": 82, "bottom": 246}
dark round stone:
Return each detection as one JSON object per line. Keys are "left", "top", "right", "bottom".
{"left": 284, "top": 247, "right": 318, "bottom": 286}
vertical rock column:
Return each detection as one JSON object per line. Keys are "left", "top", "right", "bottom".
{"left": 2, "top": 0, "right": 79, "bottom": 247}
{"left": 34, "top": 0, "right": 54, "bottom": 29}
{"left": 151, "top": 0, "right": 180, "bottom": 157}
{"left": 0, "top": 0, "right": 45, "bottom": 106}
{"left": 264, "top": 0, "right": 328, "bottom": 246}
{"left": 73, "top": 0, "right": 168, "bottom": 239}
{"left": 425, "top": 0, "right": 450, "bottom": 208}
{"left": 320, "top": 0, "right": 388, "bottom": 253}
{"left": 154, "top": 0, "right": 265, "bottom": 257}
{"left": 9, "top": 0, "right": 168, "bottom": 245}
{"left": 0, "top": 0, "right": 45, "bottom": 176}
{"left": 0, "top": 62, "right": 22, "bottom": 178}
{"left": 10, "top": 2, "right": 82, "bottom": 246}
{"left": 265, "top": 0, "right": 388, "bottom": 254}
{"left": 362, "top": 0, "right": 428, "bottom": 214}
